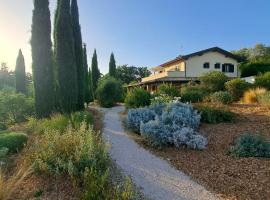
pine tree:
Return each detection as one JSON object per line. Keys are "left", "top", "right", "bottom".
{"left": 54, "top": 0, "right": 78, "bottom": 113}
{"left": 31, "top": 0, "right": 55, "bottom": 118}
{"left": 15, "top": 49, "right": 26, "bottom": 94}
{"left": 109, "top": 53, "right": 116, "bottom": 77}
{"left": 91, "top": 49, "right": 100, "bottom": 96}
{"left": 71, "top": 0, "right": 84, "bottom": 110}
{"left": 83, "top": 44, "right": 92, "bottom": 103}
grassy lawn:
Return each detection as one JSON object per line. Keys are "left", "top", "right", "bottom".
{"left": 124, "top": 103, "right": 270, "bottom": 200}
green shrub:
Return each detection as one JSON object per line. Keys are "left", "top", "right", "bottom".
{"left": 150, "top": 94, "right": 175, "bottom": 105}
{"left": 96, "top": 76, "right": 123, "bottom": 108}
{"left": 0, "top": 147, "right": 8, "bottom": 161}
{"left": 210, "top": 91, "right": 233, "bottom": 105}
{"left": 0, "top": 91, "right": 34, "bottom": 128}
{"left": 181, "top": 85, "right": 209, "bottom": 103}
{"left": 0, "top": 132, "right": 28, "bottom": 153}
{"left": 195, "top": 105, "right": 236, "bottom": 123}
{"left": 225, "top": 78, "right": 251, "bottom": 101}
{"left": 27, "top": 111, "right": 93, "bottom": 134}
{"left": 230, "top": 133, "right": 270, "bottom": 158}
{"left": 200, "top": 71, "right": 229, "bottom": 92}
{"left": 157, "top": 83, "right": 180, "bottom": 97}
{"left": 255, "top": 72, "right": 270, "bottom": 90}
{"left": 258, "top": 91, "right": 270, "bottom": 105}
{"left": 31, "top": 123, "right": 109, "bottom": 179}
{"left": 124, "top": 88, "right": 151, "bottom": 108}
{"left": 240, "top": 62, "right": 270, "bottom": 77}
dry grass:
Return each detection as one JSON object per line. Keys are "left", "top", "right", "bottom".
{"left": 242, "top": 88, "right": 267, "bottom": 104}
{"left": 0, "top": 165, "right": 32, "bottom": 200}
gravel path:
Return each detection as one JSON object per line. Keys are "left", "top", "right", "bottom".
{"left": 102, "top": 106, "right": 220, "bottom": 200}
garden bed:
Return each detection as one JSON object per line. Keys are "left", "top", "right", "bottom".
{"left": 126, "top": 103, "right": 270, "bottom": 200}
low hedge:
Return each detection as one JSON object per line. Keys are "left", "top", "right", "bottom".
{"left": 0, "top": 132, "right": 28, "bottom": 153}
{"left": 195, "top": 105, "right": 236, "bottom": 124}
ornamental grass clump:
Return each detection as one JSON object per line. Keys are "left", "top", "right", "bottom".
{"left": 242, "top": 88, "right": 267, "bottom": 104}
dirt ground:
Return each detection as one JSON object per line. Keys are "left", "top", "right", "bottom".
{"left": 130, "top": 104, "right": 270, "bottom": 200}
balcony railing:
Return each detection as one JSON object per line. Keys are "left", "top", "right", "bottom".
{"left": 142, "top": 71, "right": 185, "bottom": 82}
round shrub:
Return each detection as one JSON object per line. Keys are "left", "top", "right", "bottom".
{"left": 0, "top": 132, "right": 28, "bottom": 153}
{"left": 157, "top": 83, "right": 180, "bottom": 97}
{"left": 225, "top": 78, "right": 251, "bottom": 101}
{"left": 255, "top": 72, "right": 270, "bottom": 90}
{"left": 124, "top": 88, "right": 151, "bottom": 108}
{"left": 126, "top": 108, "right": 156, "bottom": 133}
{"left": 200, "top": 71, "right": 229, "bottom": 92}
{"left": 230, "top": 133, "right": 270, "bottom": 158}
{"left": 210, "top": 91, "right": 233, "bottom": 105}
{"left": 180, "top": 85, "right": 209, "bottom": 103}
{"left": 96, "top": 76, "right": 123, "bottom": 108}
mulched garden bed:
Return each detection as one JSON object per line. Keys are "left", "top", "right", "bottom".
{"left": 129, "top": 104, "right": 270, "bottom": 200}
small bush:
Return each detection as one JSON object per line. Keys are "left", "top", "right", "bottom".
{"left": 200, "top": 71, "right": 229, "bottom": 92}
{"left": 31, "top": 123, "right": 109, "bottom": 179}
{"left": 210, "top": 91, "right": 233, "bottom": 105}
{"left": 150, "top": 94, "right": 174, "bottom": 105}
{"left": 195, "top": 105, "right": 236, "bottom": 124}
{"left": 242, "top": 88, "right": 267, "bottom": 104}
{"left": 96, "top": 76, "right": 123, "bottom": 108}
{"left": 181, "top": 86, "right": 209, "bottom": 103}
{"left": 157, "top": 83, "right": 180, "bottom": 97}
{"left": 124, "top": 88, "right": 151, "bottom": 108}
{"left": 225, "top": 78, "right": 251, "bottom": 101}
{"left": 258, "top": 91, "right": 270, "bottom": 105}
{"left": 0, "top": 91, "right": 34, "bottom": 128}
{"left": 255, "top": 72, "right": 270, "bottom": 90}
{"left": 230, "top": 133, "right": 270, "bottom": 158}
{"left": 0, "top": 132, "right": 27, "bottom": 153}
{"left": 126, "top": 108, "right": 155, "bottom": 133}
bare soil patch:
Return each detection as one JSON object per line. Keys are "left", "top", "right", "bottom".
{"left": 127, "top": 103, "right": 270, "bottom": 200}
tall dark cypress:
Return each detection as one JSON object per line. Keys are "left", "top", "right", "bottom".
{"left": 91, "top": 49, "right": 100, "bottom": 95}
{"left": 83, "top": 44, "right": 92, "bottom": 103}
{"left": 109, "top": 53, "right": 116, "bottom": 77}
{"left": 15, "top": 49, "right": 26, "bottom": 94}
{"left": 71, "top": 0, "right": 84, "bottom": 110}
{"left": 54, "top": 0, "right": 78, "bottom": 113}
{"left": 31, "top": 0, "right": 55, "bottom": 118}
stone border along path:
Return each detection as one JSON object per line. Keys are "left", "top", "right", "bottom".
{"left": 101, "top": 106, "right": 220, "bottom": 200}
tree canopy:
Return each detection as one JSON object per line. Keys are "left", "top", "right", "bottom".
{"left": 109, "top": 53, "right": 116, "bottom": 77}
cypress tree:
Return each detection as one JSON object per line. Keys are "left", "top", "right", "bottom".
{"left": 71, "top": 0, "right": 84, "bottom": 110}
{"left": 91, "top": 49, "right": 100, "bottom": 95}
{"left": 54, "top": 0, "right": 78, "bottom": 113}
{"left": 109, "top": 53, "right": 116, "bottom": 77}
{"left": 15, "top": 49, "right": 26, "bottom": 94}
{"left": 31, "top": 0, "right": 55, "bottom": 118}
{"left": 83, "top": 44, "right": 91, "bottom": 103}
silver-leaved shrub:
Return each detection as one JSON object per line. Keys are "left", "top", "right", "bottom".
{"left": 126, "top": 102, "right": 208, "bottom": 150}
{"left": 126, "top": 108, "right": 156, "bottom": 133}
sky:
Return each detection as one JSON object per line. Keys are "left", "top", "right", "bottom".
{"left": 0, "top": 0, "right": 269, "bottom": 74}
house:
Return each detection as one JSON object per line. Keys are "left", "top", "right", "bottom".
{"left": 127, "top": 47, "right": 243, "bottom": 93}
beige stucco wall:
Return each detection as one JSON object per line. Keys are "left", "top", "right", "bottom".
{"left": 185, "top": 51, "right": 239, "bottom": 78}
{"left": 163, "top": 60, "right": 185, "bottom": 72}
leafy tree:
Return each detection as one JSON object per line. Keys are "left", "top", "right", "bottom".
{"left": 0, "top": 63, "right": 15, "bottom": 89}
{"left": 71, "top": 0, "right": 84, "bottom": 110}
{"left": 200, "top": 71, "right": 229, "bottom": 92}
{"left": 255, "top": 72, "right": 270, "bottom": 90}
{"left": 109, "top": 53, "right": 116, "bottom": 77}
{"left": 83, "top": 44, "right": 92, "bottom": 103}
{"left": 91, "top": 49, "right": 100, "bottom": 95}
{"left": 115, "top": 65, "right": 151, "bottom": 84}
{"left": 96, "top": 76, "right": 123, "bottom": 107}
{"left": 15, "top": 49, "right": 26, "bottom": 94}
{"left": 54, "top": 0, "right": 78, "bottom": 113}
{"left": 31, "top": 0, "right": 55, "bottom": 118}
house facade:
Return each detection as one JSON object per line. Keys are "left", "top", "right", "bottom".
{"left": 127, "top": 47, "right": 242, "bottom": 93}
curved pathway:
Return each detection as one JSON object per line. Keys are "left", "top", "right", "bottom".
{"left": 102, "top": 106, "right": 220, "bottom": 200}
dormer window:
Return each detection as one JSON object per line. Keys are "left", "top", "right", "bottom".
{"left": 203, "top": 62, "right": 210, "bottom": 68}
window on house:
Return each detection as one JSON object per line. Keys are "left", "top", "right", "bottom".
{"left": 215, "top": 63, "right": 221, "bottom": 69}
{"left": 203, "top": 62, "right": 210, "bottom": 68}
{"left": 222, "top": 63, "right": 234, "bottom": 73}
